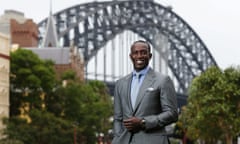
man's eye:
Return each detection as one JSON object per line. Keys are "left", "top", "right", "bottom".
{"left": 132, "top": 51, "right": 148, "bottom": 55}
{"left": 141, "top": 51, "right": 147, "bottom": 55}
{"left": 132, "top": 51, "right": 138, "bottom": 55}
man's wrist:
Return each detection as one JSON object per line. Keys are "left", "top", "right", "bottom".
{"left": 141, "top": 119, "right": 146, "bottom": 129}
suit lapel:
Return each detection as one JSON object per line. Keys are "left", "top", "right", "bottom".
{"left": 133, "top": 68, "right": 155, "bottom": 111}
{"left": 123, "top": 74, "right": 134, "bottom": 111}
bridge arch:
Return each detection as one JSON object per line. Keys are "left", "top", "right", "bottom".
{"left": 38, "top": 0, "right": 217, "bottom": 105}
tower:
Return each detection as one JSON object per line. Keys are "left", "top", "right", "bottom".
{"left": 10, "top": 19, "right": 38, "bottom": 47}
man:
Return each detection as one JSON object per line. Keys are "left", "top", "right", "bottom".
{"left": 112, "top": 40, "right": 178, "bottom": 144}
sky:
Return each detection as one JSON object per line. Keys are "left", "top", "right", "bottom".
{"left": 1, "top": 0, "right": 240, "bottom": 69}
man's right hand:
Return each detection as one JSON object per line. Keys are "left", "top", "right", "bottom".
{"left": 123, "top": 117, "right": 143, "bottom": 132}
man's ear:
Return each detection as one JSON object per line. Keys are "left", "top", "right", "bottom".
{"left": 149, "top": 53, "right": 152, "bottom": 59}
{"left": 129, "top": 53, "right": 132, "bottom": 59}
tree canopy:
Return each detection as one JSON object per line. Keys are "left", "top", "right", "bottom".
{"left": 178, "top": 66, "right": 240, "bottom": 144}
{"left": 3, "top": 48, "right": 113, "bottom": 144}
{"left": 10, "top": 48, "right": 56, "bottom": 116}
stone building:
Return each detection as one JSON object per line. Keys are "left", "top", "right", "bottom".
{"left": 10, "top": 19, "right": 38, "bottom": 47}
{"left": 24, "top": 9, "right": 85, "bottom": 81}
{"left": 0, "top": 10, "right": 38, "bottom": 47}
{"left": 0, "top": 10, "right": 26, "bottom": 35}
{"left": 0, "top": 9, "right": 85, "bottom": 136}
{"left": 0, "top": 32, "right": 10, "bottom": 137}
{"left": 26, "top": 45, "right": 85, "bottom": 81}
{"left": 0, "top": 10, "right": 84, "bottom": 134}
{"left": 0, "top": 9, "right": 85, "bottom": 81}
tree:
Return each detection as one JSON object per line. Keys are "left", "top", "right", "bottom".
{"left": 45, "top": 80, "right": 113, "bottom": 144}
{"left": 7, "top": 48, "right": 113, "bottom": 144}
{"left": 2, "top": 110, "right": 74, "bottom": 144}
{"left": 10, "top": 48, "right": 56, "bottom": 115}
{"left": 180, "top": 66, "right": 240, "bottom": 144}
{"left": 0, "top": 139, "right": 24, "bottom": 144}
{"left": 6, "top": 48, "right": 76, "bottom": 143}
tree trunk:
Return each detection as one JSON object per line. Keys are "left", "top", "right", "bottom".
{"left": 226, "top": 134, "right": 232, "bottom": 144}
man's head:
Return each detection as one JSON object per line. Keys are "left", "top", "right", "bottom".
{"left": 130, "top": 40, "right": 152, "bottom": 72}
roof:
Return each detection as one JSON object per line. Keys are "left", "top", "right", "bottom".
{"left": 26, "top": 47, "right": 70, "bottom": 64}
{"left": 42, "top": 11, "right": 58, "bottom": 47}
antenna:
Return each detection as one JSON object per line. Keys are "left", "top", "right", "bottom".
{"left": 50, "top": 0, "right": 53, "bottom": 14}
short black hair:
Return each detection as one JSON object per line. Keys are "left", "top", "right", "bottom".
{"left": 131, "top": 40, "right": 151, "bottom": 52}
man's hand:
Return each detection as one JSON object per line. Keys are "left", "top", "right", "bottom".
{"left": 123, "top": 117, "right": 143, "bottom": 133}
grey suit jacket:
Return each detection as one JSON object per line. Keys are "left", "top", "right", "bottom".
{"left": 112, "top": 68, "right": 178, "bottom": 144}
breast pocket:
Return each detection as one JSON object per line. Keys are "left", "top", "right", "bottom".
{"left": 144, "top": 89, "right": 161, "bottom": 108}
{"left": 146, "top": 89, "right": 159, "bottom": 96}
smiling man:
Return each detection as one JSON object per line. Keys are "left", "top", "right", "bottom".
{"left": 112, "top": 40, "right": 178, "bottom": 144}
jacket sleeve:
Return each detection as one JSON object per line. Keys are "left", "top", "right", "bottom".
{"left": 113, "top": 80, "right": 124, "bottom": 137}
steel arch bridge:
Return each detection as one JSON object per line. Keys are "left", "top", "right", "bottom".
{"left": 38, "top": 0, "right": 217, "bottom": 107}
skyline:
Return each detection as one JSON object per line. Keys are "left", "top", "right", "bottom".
{"left": 1, "top": 0, "right": 240, "bottom": 69}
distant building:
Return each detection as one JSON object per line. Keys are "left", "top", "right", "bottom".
{"left": 26, "top": 46, "right": 85, "bottom": 81}
{"left": 0, "top": 9, "right": 85, "bottom": 81}
{"left": 23, "top": 9, "right": 85, "bottom": 81}
{"left": 0, "top": 10, "right": 38, "bottom": 48}
{"left": 41, "top": 10, "right": 58, "bottom": 48}
{"left": 0, "top": 9, "right": 85, "bottom": 136}
{"left": 0, "top": 32, "right": 10, "bottom": 138}
{"left": 10, "top": 19, "right": 38, "bottom": 47}
{"left": 0, "top": 10, "right": 27, "bottom": 35}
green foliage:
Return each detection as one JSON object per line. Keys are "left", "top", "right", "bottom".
{"left": 2, "top": 110, "right": 74, "bottom": 144}
{"left": 10, "top": 49, "right": 56, "bottom": 91}
{"left": 46, "top": 80, "right": 113, "bottom": 143}
{"left": 0, "top": 139, "right": 24, "bottom": 144}
{"left": 179, "top": 66, "right": 240, "bottom": 143}
{"left": 7, "top": 48, "right": 113, "bottom": 144}
{"left": 60, "top": 69, "right": 76, "bottom": 80}
{"left": 10, "top": 49, "right": 56, "bottom": 116}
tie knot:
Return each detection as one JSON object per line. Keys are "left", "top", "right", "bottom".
{"left": 135, "top": 73, "right": 142, "bottom": 82}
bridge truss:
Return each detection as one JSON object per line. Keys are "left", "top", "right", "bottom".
{"left": 38, "top": 0, "right": 218, "bottom": 107}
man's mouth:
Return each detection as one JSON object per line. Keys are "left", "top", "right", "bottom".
{"left": 136, "top": 60, "right": 144, "bottom": 65}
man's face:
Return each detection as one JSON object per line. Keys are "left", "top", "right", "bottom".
{"left": 130, "top": 42, "right": 152, "bottom": 72}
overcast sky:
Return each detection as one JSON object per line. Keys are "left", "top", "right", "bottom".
{"left": 1, "top": 0, "right": 240, "bottom": 69}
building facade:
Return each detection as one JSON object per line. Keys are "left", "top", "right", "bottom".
{"left": 0, "top": 9, "right": 84, "bottom": 81}
{"left": 0, "top": 32, "right": 10, "bottom": 137}
{"left": 0, "top": 10, "right": 38, "bottom": 48}
{"left": 10, "top": 19, "right": 38, "bottom": 47}
{"left": 0, "top": 10, "right": 27, "bottom": 35}
{"left": 26, "top": 46, "right": 85, "bottom": 81}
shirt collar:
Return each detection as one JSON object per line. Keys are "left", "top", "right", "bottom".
{"left": 132, "top": 66, "right": 150, "bottom": 76}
